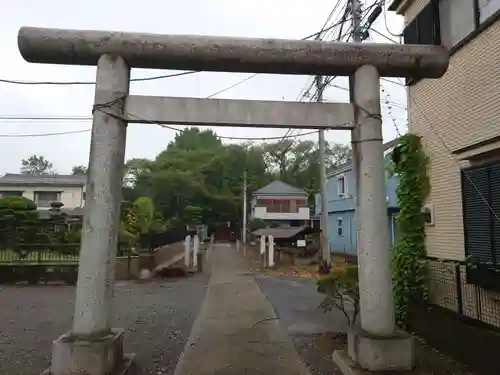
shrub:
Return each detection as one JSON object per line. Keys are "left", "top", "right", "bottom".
{"left": 317, "top": 265, "right": 360, "bottom": 328}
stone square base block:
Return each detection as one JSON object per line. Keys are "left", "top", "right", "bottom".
{"left": 42, "top": 329, "right": 136, "bottom": 375}
{"left": 344, "top": 328, "right": 414, "bottom": 372}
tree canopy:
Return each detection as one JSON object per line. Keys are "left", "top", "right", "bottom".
{"left": 21, "top": 155, "right": 54, "bottom": 175}
{"left": 127, "top": 127, "right": 351, "bottom": 228}
{"left": 72, "top": 165, "right": 87, "bottom": 175}
{"left": 24, "top": 128, "right": 351, "bottom": 230}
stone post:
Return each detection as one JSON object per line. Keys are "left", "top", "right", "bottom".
{"left": 337, "top": 65, "right": 414, "bottom": 372}
{"left": 49, "top": 54, "right": 134, "bottom": 375}
{"left": 184, "top": 235, "right": 191, "bottom": 268}
{"left": 268, "top": 235, "right": 275, "bottom": 268}
{"left": 192, "top": 235, "right": 199, "bottom": 269}
{"left": 260, "top": 235, "right": 266, "bottom": 267}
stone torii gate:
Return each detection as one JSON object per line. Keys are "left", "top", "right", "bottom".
{"left": 17, "top": 27, "right": 448, "bottom": 375}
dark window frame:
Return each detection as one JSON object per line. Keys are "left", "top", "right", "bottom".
{"left": 34, "top": 191, "right": 61, "bottom": 207}
{"left": 336, "top": 218, "right": 344, "bottom": 237}
{"left": 0, "top": 190, "right": 24, "bottom": 197}
{"left": 402, "top": 0, "right": 500, "bottom": 86}
{"left": 461, "top": 161, "right": 500, "bottom": 292}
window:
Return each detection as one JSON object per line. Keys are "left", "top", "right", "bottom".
{"left": 403, "top": 0, "right": 500, "bottom": 53}
{"left": 296, "top": 199, "right": 308, "bottom": 207}
{"left": 35, "top": 191, "right": 60, "bottom": 207}
{"left": 439, "top": 0, "right": 476, "bottom": 49}
{"left": 462, "top": 162, "right": 500, "bottom": 292}
{"left": 337, "top": 218, "right": 344, "bottom": 236}
{"left": 0, "top": 191, "right": 23, "bottom": 197}
{"left": 403, "top": 1, "right": 441, "bottom": 46}
{"left": 337, "top": 176, "right": 347, "bottom": 196}
{"left": 479, "top": 0, "right": 500, "bottom": 22}
{"left": 266, "top": 199, "right": 291, "bottom": 213}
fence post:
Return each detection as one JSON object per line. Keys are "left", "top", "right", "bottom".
{"left": 260, "top": 236, "right": 266, "bottom": 268}
{"left": 268, "top": 235, "right": 275, "bottom": 268}
{"left": 455, "top": 263, "right": 463, "bottom": 316}
{"left": 193, "top": 235, "right": 199, "bottom": 269}
{"left": 184, "top": 235, "right": 191, "bottom": 268}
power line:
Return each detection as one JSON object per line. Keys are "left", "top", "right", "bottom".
{"left": 0, "top": 113, "right": 322, "bottom": 141}
{"left": 0, "top": 70, "right": 198, "bottom": 86}
{"left": 2, "top": 2, "right": 399, "bottom": 141}
{"left": 205, "top": 74, "right": 258, "bottom": 98}
{"left": 381, "top": 1, "right": 403, "bottom": 38}
{"left": 272, "top": 0, "right": 351, "bottom": 151}
{"left": 0, "top": 129, "right": 91, "bottom": 138}
{"left": 126, "top": 111, "right": 322, "bottom": 141}
{"left": 380, "top": 83, "right": 402, "bottom": 136}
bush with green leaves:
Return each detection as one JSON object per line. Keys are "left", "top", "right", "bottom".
{"left": 317, "top": 265, "right": 360, "bottom": 328}
{"left": 248, "top": 218, "right": 267, "bottom": 232}
{"left": 0, "top": 196, "right": 39, "bottom": 247}
{"left": 390, "top": 134, "right": 430, "bottom": 326}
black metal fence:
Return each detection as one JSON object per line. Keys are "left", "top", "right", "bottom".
{"left": 142, "top": 227, "right": 188, "bottom": 251}
{"left": 426, "top": 257, "right": 500, "bottom": 330}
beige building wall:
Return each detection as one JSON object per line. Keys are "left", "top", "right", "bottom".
{"left": 395, "top": 0, "right": 500, "bottom": 327}
{"left": 403, "top": 0, "right": 500, "bottom": 261}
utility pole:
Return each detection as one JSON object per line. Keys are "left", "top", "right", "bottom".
{"left": 316, "top": 75, "right": 331, "bottom": 272}
{"left": 351, "top": 1, "right": 383, "bottom": 219}
{"left": 350, "top": 0, "right": 362, "bottom": 242}
{"left": 242, "top": 169, "right": 247, "bottom": 246}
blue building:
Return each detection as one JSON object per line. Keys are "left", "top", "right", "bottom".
{"left": 314, "top": 139, "right": 399, "bottom": 255}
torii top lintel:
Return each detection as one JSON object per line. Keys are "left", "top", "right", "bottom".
{"left": 18, "top": 26, "right": 449, "bottom": 79}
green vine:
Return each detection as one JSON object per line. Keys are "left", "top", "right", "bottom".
{"left": 390, "top": 134, "right": 430, "bottom": 326}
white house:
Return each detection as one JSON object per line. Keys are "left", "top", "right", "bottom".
{"left": 0, "top": 174, "right": 86, "bottom": 213}
{"left": 251, "top": 180, "right": 310, "bottom": 226}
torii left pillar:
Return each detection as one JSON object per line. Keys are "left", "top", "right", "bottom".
{"left": 47, "top": 55, "right": 134, "bottom": 375}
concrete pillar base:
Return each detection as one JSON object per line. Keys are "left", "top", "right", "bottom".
{"left": 344, "top": 328, "right": 414, "bottom": 372}
{"left": 41, "top": 329, "right": 136, "bottom": 375}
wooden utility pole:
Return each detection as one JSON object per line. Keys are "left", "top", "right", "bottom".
{"left": 316, "top": 75, "right": 331, "bottom": 272}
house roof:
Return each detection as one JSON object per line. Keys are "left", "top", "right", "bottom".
{"left": 326, "top": 138, "right": 399, "bottom": 178}
{"left": 252, "top": 226, "right": 312, "bottom": 239}
{"left": 0, "top": 173, "right": 86, "bottom": 187}
{"left": 253, "top": 180, "right": 307, "bottom": 197}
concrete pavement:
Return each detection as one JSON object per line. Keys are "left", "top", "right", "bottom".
{"left": 173, "top": 244, "right": 311, "bottom": 375}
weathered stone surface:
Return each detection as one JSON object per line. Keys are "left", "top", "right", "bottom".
{"left": 45, "top": 329, "right": 135, "bottom": 375}
{"left": 346, "top": 328, "right": 414, "bottom": 372}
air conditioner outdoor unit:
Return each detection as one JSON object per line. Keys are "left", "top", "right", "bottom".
{"left": 422, "top": 203, "right": 435, "bottom": 226}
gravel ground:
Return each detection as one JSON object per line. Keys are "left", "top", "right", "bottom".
{"left": 0, "top": 274, "right": 208, "bottom": 375}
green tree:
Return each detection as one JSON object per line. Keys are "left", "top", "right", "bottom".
{"left": 21, "top": 155, "right": 54, "bottom": 175}
{"left": 126, "top": 127, "right": 350, "bottom": 230}
{"left": 72, "top": 165, "right": 87, "bottom": 175}
{"left": 134, "top": 196, "right": 165, "bottom": 233}
{"left": 248, "top": 218, "right": 267, "bottom": 232}
{"left": 0, "top": 196, "right": 39, "bottom": 251}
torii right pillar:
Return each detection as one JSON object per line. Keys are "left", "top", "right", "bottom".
{"left": 335, "top": 63, "right": 415, "bottom": 373}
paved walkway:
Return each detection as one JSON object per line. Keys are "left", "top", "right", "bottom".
{"left": 173, "top": 244, "right": 311, "bottom": 375}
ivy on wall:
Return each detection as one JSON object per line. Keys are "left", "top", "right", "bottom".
{"left": 390, "top": 134, "right": 430, "bottom": 326}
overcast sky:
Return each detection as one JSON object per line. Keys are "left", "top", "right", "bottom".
{"left": 0, "top": 0, "right": 405, "bottom": 175}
